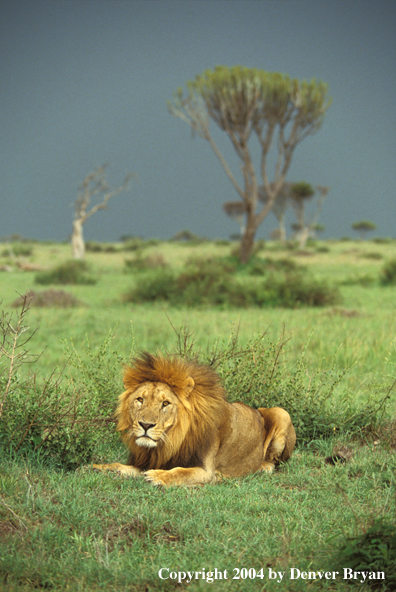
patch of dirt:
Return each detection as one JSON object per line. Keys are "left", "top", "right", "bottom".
{"left": 106, "top": 518, "right": 181, "bottom": 551}
{"left": 0, "top": 520, "right": 20, "bottom": 540}
{"left": 291, "top": 250, "right": 315, "bottom": 257}
{"left": 325, "top": 307, "right": 363, "bottom": 318}
{"left": 12, "top": 289, "right": 84, "bottom": 308}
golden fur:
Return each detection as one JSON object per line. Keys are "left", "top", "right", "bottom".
{"left": 93, "top": 352, "right": 296, "bottom": 486}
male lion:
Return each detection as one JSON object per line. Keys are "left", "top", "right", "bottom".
{"left": 93, "top": 352, "right": 296, "bottom": 487}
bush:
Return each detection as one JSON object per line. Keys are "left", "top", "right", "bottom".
{"left": 373, "top": 237, "right": 394, "bottom": 244}
{"left": 360, "top": 251, "right": 383, "bottom": 260}
{"left": 124, "top": 258, "right": 340, "bottom": 308}
{"left": 122, "top": 238, "right": 145, "bottom": 251}
{"left": 1, "top": 243, "right": 34, "bottom": 257}
{"left": 212, "top": 334, "right": 387, "bottom": 443}
{"left": 266, "top": 270, "right": 340, "bottom": 307}
{"left": 341, "top": 274, "right": 376, "bottom": 287}
{"left": 380, "top": 259, "right": 396, "bottom": 285}
{"left": 331, "top": 518, "right": 396, "bottom": 591}
{"left": 124, "top": 253, "right": 168, "bottom": 271}
{"left": 35, "top": 260, "right": 97, "bottom": 285}
{"left": 85, "top": 241, "right": 118, "bottom": 253}
{"left": 0, "top": 302, "right": 123, "bottom": 469}
{"left": 171, "top": 229, "right": 206, "bottom": 243}
{"left": 170, "top": 329, "right": 392, "bottom": 445}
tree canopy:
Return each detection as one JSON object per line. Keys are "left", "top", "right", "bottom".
{"left": 169, "top": 66, "right": 331, "bottom": 262}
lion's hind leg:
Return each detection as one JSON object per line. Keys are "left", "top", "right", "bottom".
{"left": 92, "top": 463, "right": 141, "bottom": 477}
{"left": 257, "top": 407, "right": 296, "bottom": 473}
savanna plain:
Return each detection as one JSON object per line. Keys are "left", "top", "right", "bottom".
{"left": 0, "top": 237, "right": 395, "bottom": 591}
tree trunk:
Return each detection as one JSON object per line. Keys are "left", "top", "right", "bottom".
{"left": 239, "top": 219, "right": 257, "bottom": 264}
{"left": 278, "top": 214, "right": 287, "bottom": 242}
{"left": 298, "top": 226, "right": 310, "bottom": 249}
{"left": 72, "top": 219, "right": 85, "bottom": 259}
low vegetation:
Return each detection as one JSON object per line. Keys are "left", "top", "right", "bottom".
{"left": 124, "top": 256, "right": 340, "bottom": 308}
{"left": 380, "top": 258, "right": 396, "bottom": 285}
{"left": 1, "top": 238, "right": 395, "bottom": 591}
{"left": 35, "top": 260, "right": 97, "bottom": 285}
{"left": 12, "top": 289, "right": 83, "bottom": 308}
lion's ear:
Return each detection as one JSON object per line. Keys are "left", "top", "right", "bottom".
{"left": 184, "top": 376, "right": 195, "bottom": 396}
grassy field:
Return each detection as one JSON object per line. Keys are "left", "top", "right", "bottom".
{"left": 1, "top": 238, "right": 395, "bottom": 591}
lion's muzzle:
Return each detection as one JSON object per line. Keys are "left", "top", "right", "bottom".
{"left": 136, "top": 420, "right": 158, "bottom": 448}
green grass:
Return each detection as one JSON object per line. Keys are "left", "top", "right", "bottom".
{"left": 1, "top": 443, "right": 395, "bottom": 591}
{"left": 1, "top": 238, "right": 396, "bottom": 591}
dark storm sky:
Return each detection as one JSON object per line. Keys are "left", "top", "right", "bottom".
{"left": 1, "top": 0, "right": 395, "bottom": 242}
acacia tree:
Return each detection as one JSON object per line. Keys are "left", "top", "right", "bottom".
{"left": 290, "top": 182, "right": 329, "bottom": 248}
{"left": 351, "top": 220, "right": 377, "bottom": 240}
{"left": 223, "top": 201, "right": 246, "bottom": 236}
{"left": 258, "top": 182, "right": 291, "bottom": 242}
{"left": 168, "top": 66, "right": 331, "bottom": 262}
{"left": 72, "top": 165, "right": 132, "bottom": 259}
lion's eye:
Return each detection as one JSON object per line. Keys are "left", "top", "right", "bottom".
{"left": 136, "top": 397, "right": 143, "bottom": 403}
{"left": 162, "top": 401, "right": 170, "bottom": 408}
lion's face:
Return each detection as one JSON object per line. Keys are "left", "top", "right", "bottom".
{"left": 126, "top": 382, "right": 181, "bottom": 449}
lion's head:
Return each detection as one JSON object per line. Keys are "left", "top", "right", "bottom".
{"left": 115, "top": 352, "right": 226, "bottom": 471}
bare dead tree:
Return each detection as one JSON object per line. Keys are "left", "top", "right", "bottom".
{"left": 72, "top": 165, "right": 132, "bottom": 259}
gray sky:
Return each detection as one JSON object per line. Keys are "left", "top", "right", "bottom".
{"left": 1, "top": 0, "right": 395, "bottom": 242}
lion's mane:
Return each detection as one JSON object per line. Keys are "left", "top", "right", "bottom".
{"left": 116, "top": 352, "right": 227, "bottom": 471}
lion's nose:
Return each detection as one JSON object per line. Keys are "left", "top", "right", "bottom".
{"left": 139, "top": 421, "right": 155, "bottom": 432}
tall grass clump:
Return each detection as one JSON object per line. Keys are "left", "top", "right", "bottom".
{"left": 35, "top": 260, "right": 97, "bottom": 285}
{"left": 0, "top": 296, "right": 121, "bottom": 469}
{"left": 124, "top": 257, "right": 340, "bottom": 308}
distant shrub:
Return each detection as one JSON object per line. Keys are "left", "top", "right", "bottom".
{"left": 12, "top": 290, "right": 84, "bottom": 308}
{"left": 85, "top": 241, "right": 118, "bottom": 253}
{"left": 125, "top": 268, "right": 177, "bottom": 303}
{"left": 380, "top": 259, "right": 396, "bottom": 285}
{"left": 171, "top": 229, "right": 206, "bottom": 243}
{"left": 35, "top": 260, "right": 97, "bottom": 285}
{"left": 175, "top": 261, "right": 251, "bottom": 307}
{"left": 360, "top": 251, "right": 383, "bottom": 260}
{"left": 122, "top": 238, "right": 145, "bottom": 251}
{"left": 341, "top": 274, "right": 376, "bottom": 287}
{"left": 124, "top": 253, "right": 168, "bottom": 272}
{"left": 124, "top": 258, "right": 340, "bottom": 308}
{"left": 372, "top": 237, "right": 394, "bottom": 244}
{"left": 265, "top": 271, "right": 340, "bottom": 307}
{"left": 1, "top": 243, "right": 33, "bottom": 257}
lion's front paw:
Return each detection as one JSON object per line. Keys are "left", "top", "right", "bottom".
{"left": 144, "top": 469, "right": 170, "bottom": 486}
